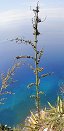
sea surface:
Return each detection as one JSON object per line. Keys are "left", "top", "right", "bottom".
{"left": 0, "top": 17, "right": 64, "bottom": 127}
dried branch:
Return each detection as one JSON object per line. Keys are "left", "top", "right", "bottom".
{"left": 38, "top": 91, "right": 44, "bottom": 95}
{"left": 37, "top": 48, "right": 44, "bottom": 64}
{"left": 0, "top": 62, "right": 21, "bottom": 91}
{"left": 0, "top": 91, "right": 15, "bottom": 95}
{"left": 10, "top": 38, "right": 37, "bottom": 51}
{"left": 27, "top": 83, "right": 36, "bottom": 88}
{"left": 0, "top": 62, "right": 21, "bottom": 104}
{"left": 40, "top": 72, "right": 54, "bottom": 79}
{"left": 16, "top": 55, "right": 35, "bottom": 61}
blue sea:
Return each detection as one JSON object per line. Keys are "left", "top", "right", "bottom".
{"left": 0, "top": 17, "right": 64, "bottom": 127}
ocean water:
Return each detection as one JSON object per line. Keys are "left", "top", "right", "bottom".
{"left": 0, "top": 17, "right": 64, "bottom": 127}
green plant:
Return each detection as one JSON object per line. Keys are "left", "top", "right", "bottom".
{"left": 43, "top": 96, "right": 64, "bottom": 131}
{"left": 10, "top": 2, "right": 54, "bottom": 131}
{"left": 12, "top": 2, "right": 52, "bottom": 122}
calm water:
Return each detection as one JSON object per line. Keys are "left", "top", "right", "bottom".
{"left": 0, "top": 18, "right": 64, "bottom": 126}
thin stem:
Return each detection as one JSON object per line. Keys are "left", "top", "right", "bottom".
{"left": 33, "top": 3, "right": 40, "bottom": 119}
